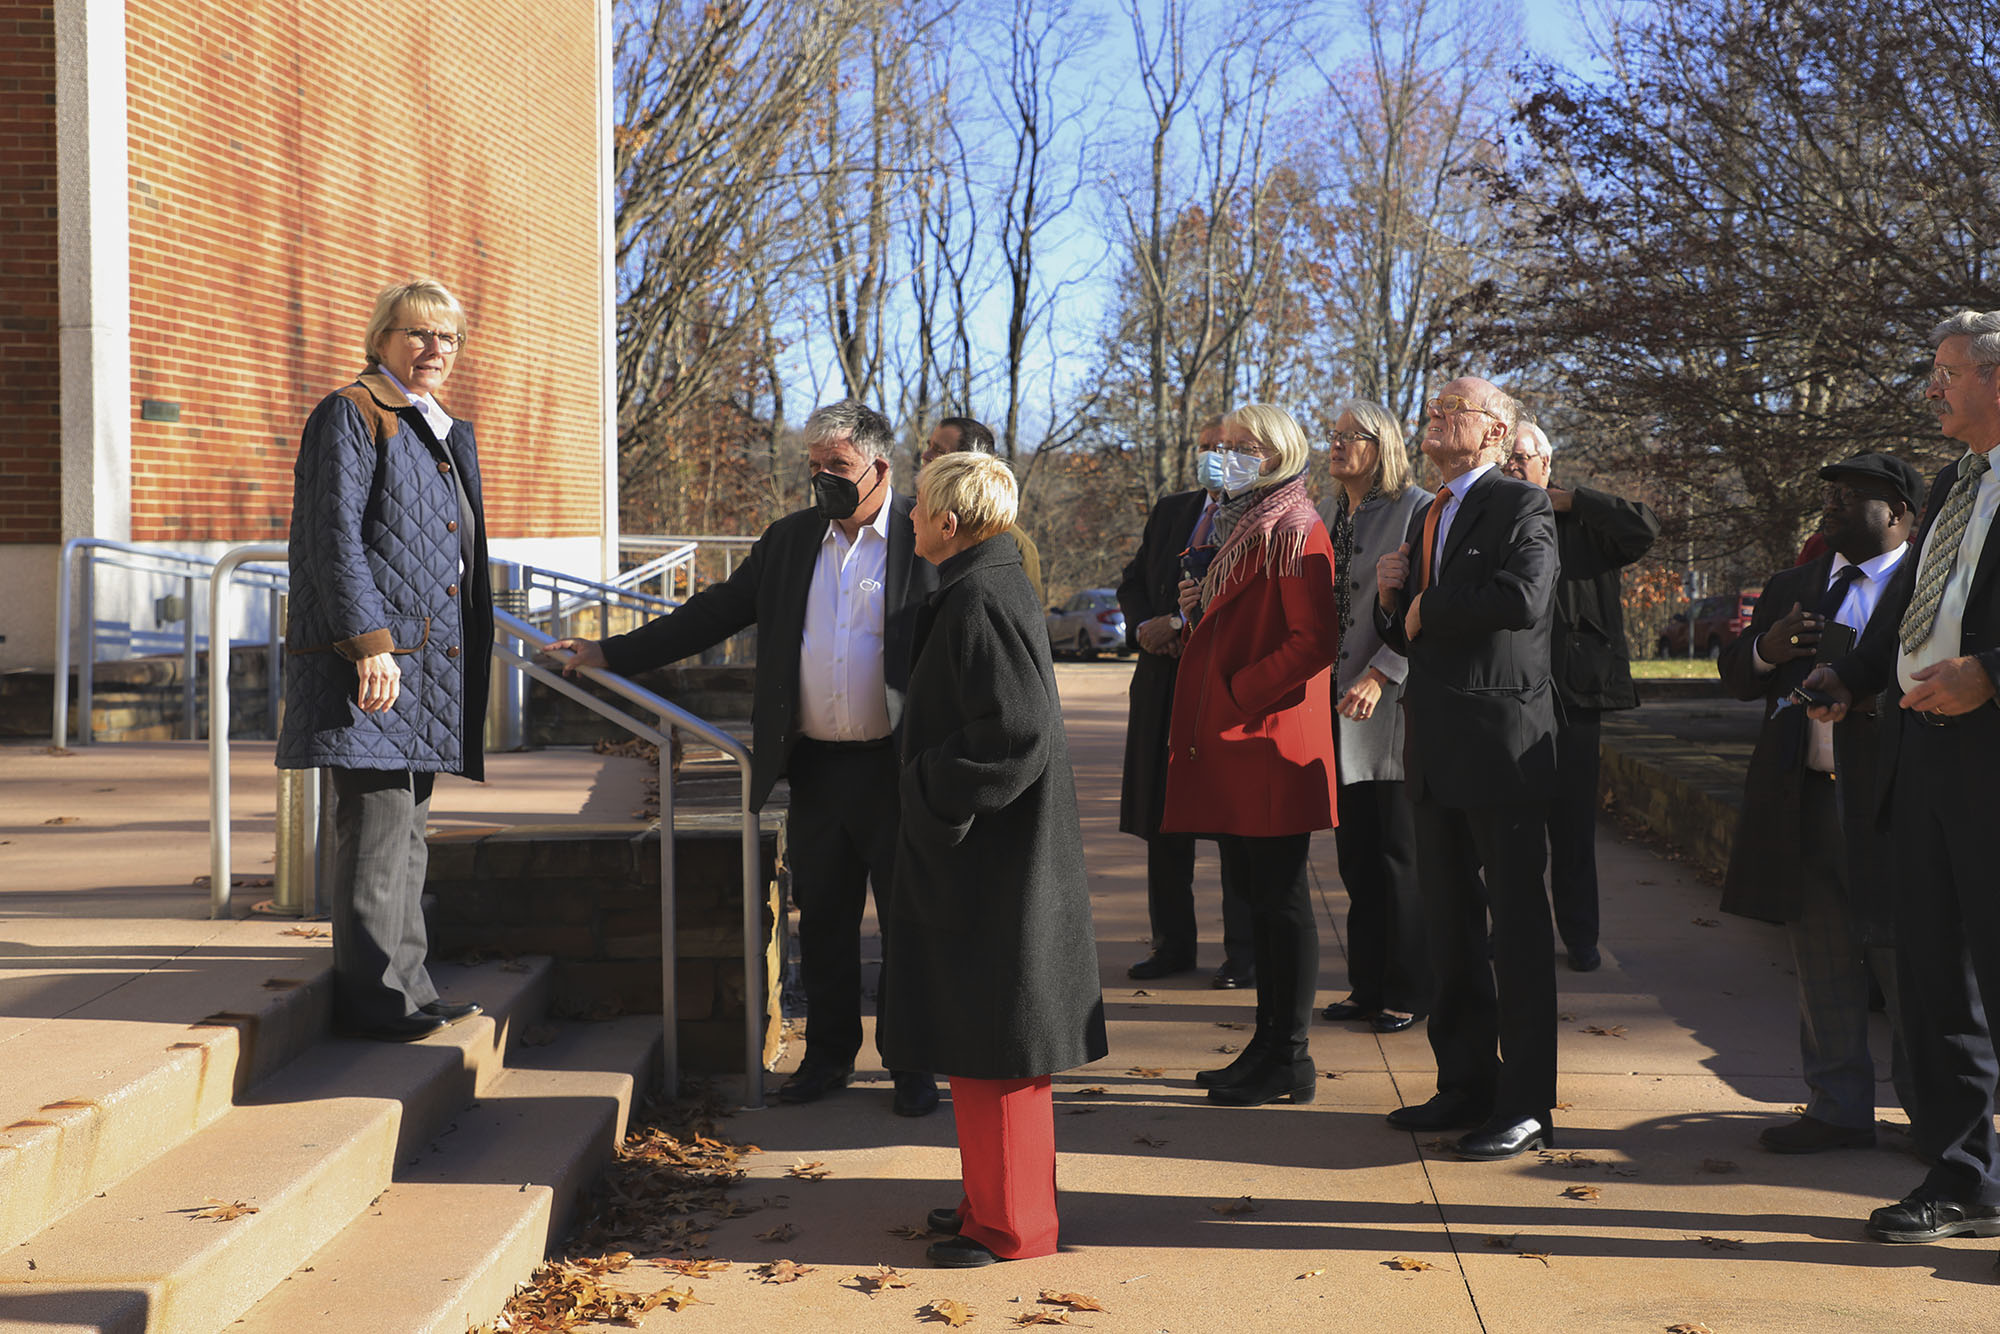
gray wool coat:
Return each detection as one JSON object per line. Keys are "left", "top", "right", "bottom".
{"left": 878, "top": 535, "right": 1109, "bottom": 1081}
{"left": 1317, "top": 484, "right": 1431, "bottom": 786}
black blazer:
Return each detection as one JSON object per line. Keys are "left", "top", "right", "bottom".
{"left": 600, "top": 493, "right": 938, "bottom": 811}
{"left": 1115, "top": 488, "right": 1207, "bottom": 837}
{"left": 1834, "top": 456, "right": 2000, "bottom": 824}
{"left": 1376, "top": 468, "right": 1559, "bottom": 807}
{"left": 1719, "top": 551, "right": 1894, "bottom": 936}
{"left": 1552, "top": 486, "right": 1659, "bottom": 711}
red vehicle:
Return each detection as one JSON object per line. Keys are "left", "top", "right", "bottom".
{"left": 1655, "top": 589, "right": 1761, "bottom": 658}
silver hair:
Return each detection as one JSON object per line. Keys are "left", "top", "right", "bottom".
{"left": 1514, "top": 418, "right": 1553, "bottom": 458}
{"left": 1335, "top": 399, "right": 1413, "bottom": 497}
{"left": 1482, "top": 385, "right": 1520, "bottom": 456}
{"left": 803, "top": 399, "right": 895, "bottom": 463}
{"left": 1930, "top": 310, "right": 2000, "bottom": 372}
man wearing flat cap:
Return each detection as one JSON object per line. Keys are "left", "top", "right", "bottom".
{"left": 1719, "top": 451, "right": 1923, "bottom": 1154}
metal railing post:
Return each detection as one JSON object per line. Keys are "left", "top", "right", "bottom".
{"left": 78, "top": 548, "right": 95, "bottom": 746}
{"left": 267, "top": 587, "right": 283, "bottom": 738}
{"left": 491, "top": 562, "right": 528, "bottom": 751}
{"left": 269, "top": 767, "right": 310, "bottom": 916}
{"left": 182, "top": 572, "right": 198, "bottom": 740}
{"left": 52, "top": 539, "right": 77, "bottom": 747}
{"left": 657, "top": 735, "right": 679, "bottom": 1101}
{"left": 209, "top": 543, "right": 289, "bottom": 918}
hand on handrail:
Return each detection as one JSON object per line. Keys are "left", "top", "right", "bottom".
{"left": 545, "top": 637, "right": 607, "bottom": 675}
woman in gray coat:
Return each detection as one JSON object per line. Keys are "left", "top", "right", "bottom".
{"left": 880, "top": 453, "right": 1108, "bottom": 1270}
{"left": 1315, "top": 400, "right": 1433, "bottom": 1032}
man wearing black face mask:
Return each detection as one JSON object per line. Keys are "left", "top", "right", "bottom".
{"left": 553, "top": 400, "right": 941, "bottom": 1116}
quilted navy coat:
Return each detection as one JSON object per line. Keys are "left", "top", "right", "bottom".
{"left": 276, "top": 373, "right": 494, "bottom": 779}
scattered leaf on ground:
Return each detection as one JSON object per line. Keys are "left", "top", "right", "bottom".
{"left": 41, "top": 816, "right": 80, "bottom": 825}
{"left": 1700, "top": 1159, "right": 1740, "bottom": 1174}
{"left": 849, "top": 1265, "right": 913, "bottom": 1297}
{"left": 1134, "top": 1134, "right": 1170, "bottom": 1147}
{"left": 1125, "top": 1067, "right": 1164, "bottom": 1078}
{"left": 1214, "top": 1043, "right": 1239, "bottom": 1054}
{"left": 1387, "top": 1256, "right": 1438, "bottom": 1271}
{"left": 1583, "top": 1024, "right": 1628, "bottom": 1038}
{"left": 1667, "top": 1324, "right": 1716, "bottom": 1334}
{"left": 1015, "top": 1315, "right": 1070, "bottom": 1327}
{"left": 1485, "top": 1236, "right": 1515, "bottom": 1248}
{"left": 502, "top": 1259, "right": 673, "bottom": 1324}
{"left": 657, "top": 1287, "right": 701, "bottom": 1311}
{"left": 1790, "top": 1104, "right": 1808, "bottom": 1115}
{"left": 923, "top": 1297, "right": 976, "bottom": 1326}
{"left": 1692, "top": 917, "right": 1720, "bottom": 927}
{"left": 1039, "top": 1291, "right": 1106, "bottom": 1312}
{"left": 1694, "top": 1235, "right": 1745, "bottom": 1251}
{"left": 1558, "top": 1012, "right": 1577, "bottom": 1022}
{"left": 657, "top": 1258, "right": 730, "bottom": 1277}
{"left": 1553, "top": 1101, "right": 1574, "bottom": 1110}
{"left": 1216, "top": 1021, "right": 1247, "bottom": 1030}
{"left": 1519, "top": 1251, "right": 1553, "bottom": 1267}
{"left": 520, "top": 1023, "right": 559, "bottom": 1047}
{"left": 1561, "top": 1185, "right": 1601, "bottom": 1201}
{"left": 1321, "top": 1070, "right": 1342, "bottom": 1080}
{"left": 889, "top": 1224, "right": 932, "bottom": 1240}
{"left": 1076, "top": 1087, "right": 1108, "bottom": 1096}
{"left": 279, "top": 926, "right": 330, "bottom": 938}
{"left": 1210, "top": 1196, "right": 1260, "bottom": 1217}
{"left": 1296, "top": 1267, "right": 1326, "bottom": 1279}
{"left": 1421, "top": 1137, "right": 1455, "bottom": 1152}
{"left": 1130, "top": 990, "right": 1152, "bottom": 998}
{"left": 1609, "top": 1166, "right": 1641, "bottom": 1177}
{"left": 1541, "top": 1150, "right": 1598, "bottom": 1169}
{"left": 753, "top": 1259, "right": 815, "bottom": 1283}
{"left": 191, "top": 1198, "right": 258, "bottom": 1221}
{"left": 787, "top": 1160, "right": 832, "bottom": 1180}
{"left": 756, "top": 1222, "right": 798, "bottom": 1243}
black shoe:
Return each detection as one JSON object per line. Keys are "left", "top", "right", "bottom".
{"left": 1211, "top": 960, "right": 1255, "bottom": 989}
{"left": 927, "top": 1234, "right": 1001, "bottom": 1268}
{"left": 1207, "top": 1058, "right": 1316, "bottom": 1106}
{"left": 1371, "top": 1010, "right": 1423, "bottom": 1034}
{"left": 1320, "top": 995, "right": 1375, "bottom": 1022}
{"left": 1865, "top": 1193, "right": 2000, "bottom": 1243}
{"left": 1386, "top": 1094, "right": 1488, "bottom": 1132}
{"left": 1566, "top": 945, "right": 1602, "bottom": 973}
{"left": 1456, "top": 1112, "right": 1555, "bottom": 1160}
{"left": 1759, "top": 1115, "right": 1875, "bottom": 1155}
{"left": 1195, "top": 1041, "right": 1272, "bottom": 1089}
{"left": 893, "top": 1071, "right": 941, "bottom": 1118}
{"left": 421, "top": 1000, "right": 482, "bottom": 1025}
{"left": 926, "top": 1207, "right": 963, "bottom": 1235}
{"left": 777, "top": 1063, "right": 853, "bottom": 1104}
{"left": 1127, "top": 951, "right": 1196, "bottom": 981}
{"left": 341, "top": 1011, "right": 449, "bottom": 1043}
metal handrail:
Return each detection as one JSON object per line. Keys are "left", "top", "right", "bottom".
{"left": 208, "top": 545, "right": 290, "bottom": 920}
{"left": 605, "top": 541, "right": 698, "bottom": 599}
{"left": 507, "top": 561, "right": 679, "bottom": 642}
{"left": 54, "top": 536, "right": 287, "bottom": 747}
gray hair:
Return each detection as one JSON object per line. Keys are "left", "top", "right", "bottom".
{"left": 803, "top": 399, "right": 896, "bottom": 463}
{"left": 1336, "top": 398, "right": 1413, "bottom": 498}
{"left": 1481, "top": 385, "right": 1520, "bottom": 459}
{"left": 1930, "top": 310, "right": 2000, "bottom": 373}
{"left": 1514, "top": 418, "right": 1553, "bottom": 458}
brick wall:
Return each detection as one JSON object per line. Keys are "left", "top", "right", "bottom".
{"left": 0, "top": 2, "right": 61, "bottom": 545}
{"left": 126, "top": 0, "right": 603, "bottom": 544}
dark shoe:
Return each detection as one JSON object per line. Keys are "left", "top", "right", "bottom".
{"left": 421, "top": 1000, "right": 482, "bottom": 1025}
{"left": 776, "top": 1063, "right": 853, "bottom": 1104}
{"left": 341, "top": 1011, "right": 449, "bottom": 1043}
{"left": 1194, "top": 1041, "right": 1272, "bottom": 1089}
{"left": 1865, "top": 1193, "right": 2000, "bottom": 1243}
{"left": 1456, "top": 1112, "right": 1555, "bottom": 1160}
{"left": 1386, "top": 1094, "right": 1488, "bottom": 1132}
{"left": 893, "top": 1071, "right": 941, "bottom": 1118}
{"left": 1207, "top": 1058, "right": 1316, "bottom": 1106}
{"left": 1371, "top": 1010, "right": 1423, "bottom": 1034}
{"left": 927, "top": 1235, "right": 1001, "bottom": 1268}
{"left": 1320, "top": 995, "right": 1375, "bottom": 1021}
{"left": 926, "top": 1206, "right": 963, "bottom": 1235}
{"left": 1211, "top": 960, "right": 1256, "bottom": 989}
{"left": 1127, "top": 951, "right": 1196, "bottom": 981}
{"left": 1759, "top": 1115, "right": 1875, "bottom": 1155}
{"left": 1566, "top": 945, "right": 1602, "bottom": 973}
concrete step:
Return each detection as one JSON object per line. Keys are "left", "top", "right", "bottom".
{"left": 0, "top": 959, "right": 553, "bottom": 1332}
{"left": 232, "top": 1017, "right": 662, "bottom": 1334}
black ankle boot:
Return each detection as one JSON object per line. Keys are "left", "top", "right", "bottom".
{"left": 1195, "top": 1039, "right": 1272, "bottom": 1089}
{"left": 1207, "top": 1056, "right": 1316, "bottom": 1106}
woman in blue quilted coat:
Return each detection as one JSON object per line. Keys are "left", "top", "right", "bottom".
{"left": 276, "top": 278, "right": 494, "bottom": 1042}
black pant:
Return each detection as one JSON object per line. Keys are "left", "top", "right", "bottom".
{"left": 1891, "top": 718, "right": 2000, "bottom": 1204}
{"left": 1413, "top": 798, "right": 1557, "bottom": 1117}
{"left": 783, "top": 739, "right": 908, "bottom": 1073}
{"left": 328, "top": 767, "right": 438, "bottom": 1027}
{"left": 1145, "top": 833, "right": 1255, "bottom": 965}
{"left": 1332, "top": 779, "right": 1431, "bottom": 1015}
{"left": 1547, "top": 708, "right": 1602, "bottom": 955}
{"left": 1215, "top": 832, "right": 1318, "bottom": 1062}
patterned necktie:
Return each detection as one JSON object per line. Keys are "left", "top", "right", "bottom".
{"left": 1899, "top": 451, "right": 1991, "bottom": 652}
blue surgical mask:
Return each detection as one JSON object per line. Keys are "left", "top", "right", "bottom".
{"left": 1197, "top": 450, "right": 1264, "bottom": 495}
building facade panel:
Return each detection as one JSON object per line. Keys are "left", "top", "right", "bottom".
{"left": 0, "top": 1, "right": 63, "bottom": 544}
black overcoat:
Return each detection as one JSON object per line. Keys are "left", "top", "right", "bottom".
{"left": 1551, "top": 486, "right": 1659, "bottom": 712}
{"left": 879, "top": 536, "right": 1110, "bottom": 1080}
{"left": 1116, "top": 488, "right": 1206, "bottom": 837}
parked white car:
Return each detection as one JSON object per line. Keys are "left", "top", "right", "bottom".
{"left": 1045, "top": 587, "right": 1128, "bottom": 659}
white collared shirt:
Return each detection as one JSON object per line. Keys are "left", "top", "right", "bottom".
{"left": 1755, "top": 544, "right": 1908, "bottom": 770}
{"left": 798, "top": 490, "right": 894, "bottom": 742}
{"left": 1898, "top": 452, "right": 2000, "bottom": 693}
{"left": 375, "top": 364, "right": 456, "bottom": 440}
{"left": 1432, "top": 462, "right": 1496, "bottom": 570}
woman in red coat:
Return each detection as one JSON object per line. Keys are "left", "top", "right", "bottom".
{"left": 1163, "top": 402, "right": 1340, "bottom": 1106}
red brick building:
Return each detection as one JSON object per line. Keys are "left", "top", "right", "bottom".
{"left": 1, "top": 0, "right": 612, "bottom": 671}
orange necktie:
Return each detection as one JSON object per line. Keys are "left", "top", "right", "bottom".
{"left": 1417, "top": 490, "right": 1450, "bottom": 592}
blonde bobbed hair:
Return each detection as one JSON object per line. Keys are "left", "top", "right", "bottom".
{"left": 363, "top": 277, "right": 468, "bottom": 369}
{"left": 1222, "top": 403, "right": 1312, "bottom": 489}
{"left": 917, "top": 451, "right": 1018, "bottom": 542}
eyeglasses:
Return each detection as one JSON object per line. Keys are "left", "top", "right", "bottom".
{"left": 1328, "top": 431, "right": 1378, "bottom": 447}
{"left": 395, "top": 328, "right": 464, "bottom": 352}
{"left": 1426, "top": 394, "right": 1502, "bottom": 421}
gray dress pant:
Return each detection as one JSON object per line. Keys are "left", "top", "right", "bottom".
{"left": 328, "top": 767, "right": 439, "bottom": 1026}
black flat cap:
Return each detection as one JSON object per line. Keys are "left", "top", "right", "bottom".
{"left": 1820, "top": 452, "right": 1925, "bottom": 512}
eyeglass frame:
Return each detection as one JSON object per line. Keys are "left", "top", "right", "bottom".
{"left": 1426, "top": 393, "right": 1503, "bottom": 422}
{"left": 1327, "top": 430, "right": 1379, "bottom": 447}
{"left": 393, "top": 327, "right": 465, "bottom": 352}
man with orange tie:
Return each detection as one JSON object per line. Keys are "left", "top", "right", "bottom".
{"left": 1374, "top": 376, "right": 1561, "bottom": 1160}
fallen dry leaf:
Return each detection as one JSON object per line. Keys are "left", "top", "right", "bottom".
{"left": 41, "top": 816, "right": 80, "bottom": 825}
{"left": 1583, "top": 1024, "right": 1628, "bottom": 1038}
{"left": 753, "top": 1258, "right": 815, "bottom": 1283}
{"left": 1694, "top": 1235, "right": 1745, "bottom": 1251}
{"left": 1210, "top": 1196, "right": 1260, "bottom": 1217}
{"left": 1609, "top": 1166, "right": 1641, "bottom": 1177}
{"left": 1692, "top": 917, "right": 1720, "bottom": 927}
{"left": 1321, "top": 1070, "right": 1342, "bottom": 1079}
{"left": 1125, "top": 1067, "right": 1164, "bottom": 1078}
{"left": 1387, "top": 1256, "right": 1438, "bottom": 1272}
{"left": 1214, "top": 1043, "right": 1239, "bottom": 1054}
{"left": 1133, "top": 1134, "right": 1170, "bottom": 1148}
{"left": 1015, "top": 1316, "right": 1070, "bottom": 1327}
{"left": 520, "top": 1024, "right": 559, "bottom": 1048}
{"left": 1518, "top": 1251, "right": 1553, "bottom": 1267}
{"left": 1541, "top": 1150, "right": 1598, "bottom": 1169}
{"left": 1553, "top": 1101, "right": 1574, "bottom": 1111}
{"left": 658, "top": 1286, "right": 701, "bottom": 1311}
{"left": 1216, "top": 1021, "right": 1247, "bottom": 1030}
{"left": 756, "top": 1222, "right": 798, "bottom": 1243}
{"left": 849, "top": 1265, "right": 913, "bottom": 1297}
{"left": 1667, "top": 1324, "right": 1716, "bottom": 1334}
{"left": 1558, "top": 1011, "right": 1577, "bottom": 1022}
{"left": 1561, "top": 1185, "right": 1601, "bottom": 1201}
{"left": 656, "top": 1257, "right": 730, "bottom": 1277}
{"left": 191, "top": 1198, "right": 258, "bottom": 1222}
{"left": 1296, "top": 1268, "right": 1326, "bottom": 1279}
{"left": 923, "top": 1297, "right": 976, "bottom": 1326}
{"left": 1039, "top": 1292, "right": 1106, "bottom": 1312}
{"left": 889, "top": 1224, "right": 932, "bottom": 1240}
{"left": 278, "top": 926, "right": 330, "bottom": 938}
{"left": 1421, "top": 1137, "right": 1456, "bottom": 1152}
{"left": 787, "top": 1160, "right": 832, "bottom": 1181}
{"left": 261, "top": 977, "right": 303, "bottom": 991}
{"left": 1700, "top": 1159, "right": 1740, "bottom": 1175}
{"left": 1076, "top": 1086, "right": 1108, "bottom": 1096}
{"left": 1130, "top": 989, "right": 1152, "bottom": 997}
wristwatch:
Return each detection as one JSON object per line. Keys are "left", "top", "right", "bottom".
{"left": 1168, "top": 614, "right": 1186, "bottom": 631}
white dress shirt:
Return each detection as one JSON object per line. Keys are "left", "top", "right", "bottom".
{"left": 1755, "top": 544, "right": 1907, "bottom": 770}
{"left": 1898, "top": 453, "right": 2000, "bottom": 693}
{"left": 1432, "top": 462, "right": 1496, "bottom": 570}
{"left": 374, "top": 364, "right": 456, "bottom": 439}
{"left": 798, "top": 490, "right": 894, "bottom": 742}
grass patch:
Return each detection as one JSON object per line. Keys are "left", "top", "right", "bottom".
{"left": 1630, "top": 658, "right": 1721, "bottom": 679}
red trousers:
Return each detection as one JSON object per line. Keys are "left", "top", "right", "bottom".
{"left": 947, "top": 1075, "right": 1058, "bottom": 1258}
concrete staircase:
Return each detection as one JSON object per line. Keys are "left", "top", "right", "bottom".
{"left": 0, "top": 930, "right": 660, "bottom": 1333}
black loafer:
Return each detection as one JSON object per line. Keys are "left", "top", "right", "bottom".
{"left": 342, "top": 1011, "right": 449, "bottom": 1043}
{"left": 1207, "top": 1058, "right": 1316, "bottom": 1106}
{"left": 422, "top": 1000, "right": 482, "bottom": 1025}
{"left": 776, "top": 1064, "right": 853, "bottom": 1104}
{"left": 1386, "top": 1094, "right": 1488, "bottom": 1132}
{"left": 1371, "top": 1010, "right": 1423, "bottom": 1033}
{"left": 1567, "top": 945, "right": 1602, "bottom": 973}
{"left": 1759, "top": 1115, "right": 1875, "bottom": 1155}
{"left": 926, "top": 1207, "right": 963, "bottom": 1235}
{"left": 1456, "top": 1112, "right": 1555, "bottom": 1160}
{"left": 1211, "top": 960, "right": 1256, "bottom": 989}
{"left": 892, "top": 1071, "right": 941, "bottom": 1118}
{"left": 927, "top": 1235, "right": 1001, "bottom": 1268}
{"left": 1865, "top": 1193, "right": 2000, "bottom": 1243}
{"left": 1127, "top": 952, "right": 1196, "bottom": 981}
{"left": 1321, "top": 996, "right": 1375, "bottom": 1022}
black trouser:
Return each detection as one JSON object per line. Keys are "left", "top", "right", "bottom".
{"left": 1215, "top": 832, "right": 1318, "bottom": 1062}
{"left": 783, "top": 739, "right": 910, "bottom": 1074}
{"left": 1145, "top": 832, "right": 1255, "bottom": 966}
{"left": 1413, "top": 797, "right": 1557, "bottom": 1118}
{"left": 1547, "top": 708, "right": 1603, "bottom": 955}
{"left": 1332, "top": 779, "right": 1431, "bottom": 1015}
{"left": 1891, "top": 717, "right": 2000, "bottom": 1205}
{"left": 328, "top": 767, "right": 439, "bottom": 1027}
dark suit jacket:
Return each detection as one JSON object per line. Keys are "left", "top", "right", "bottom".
{"left": 1834, "top": 455, "right": 2000, "bottom": 826}
{"left": 1376, "top": 468, "right": 1559, "bottom": 808}
{"left": 1116, "top": 488, "right": 1207, "bottom": 837}
{"left": 1719, "top": 551, "right": 1894, "bottom": 937}
{"left": 600, "top": 493, "right": 937, "bottom": 812}
{"left": 1552, "top": 486, "right": 1659, "bottom": 712}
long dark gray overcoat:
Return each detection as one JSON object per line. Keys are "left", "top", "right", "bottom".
{"left": 878, "top": 536, "right": 1109, "bottom": 1081}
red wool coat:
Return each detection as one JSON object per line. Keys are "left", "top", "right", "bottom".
{"left": 1160, "top": 527, "right": 1341, "bottom": 838}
